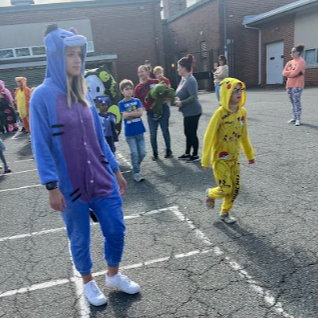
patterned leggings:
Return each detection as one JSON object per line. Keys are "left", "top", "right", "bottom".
{"left": 287, "top": 87, "right": 303, "bottom": 120}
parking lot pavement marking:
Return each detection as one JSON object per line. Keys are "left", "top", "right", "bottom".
{"left": 69, "top": 244, "right": 91, "bottom": 318}
{"left": 169, "top": 206, "right": 296, "bottom": 318}
{"left": 8, "top": 158, "right": 34, "bottom": 164}
{"left": 0, "top": 248, "right": 213, "bottom": 299}
{"left": 0, "top": 206, "right": 179, "bottom": 243}
{"left": 0, "top": 184, "right": 41, "bottom": 192}
{"left": 0, "top": 169, "right": 38, "bottom": 177}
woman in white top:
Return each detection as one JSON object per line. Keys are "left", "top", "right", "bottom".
{"left": 213, "top": 55, "right": 229, "bottom": 102}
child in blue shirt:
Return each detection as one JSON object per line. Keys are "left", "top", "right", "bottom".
{"left": 118, "top": 79, "right": 146, "bottom": 182}
{"left": 96, "top": 95, "right": 118, "bottom": 153}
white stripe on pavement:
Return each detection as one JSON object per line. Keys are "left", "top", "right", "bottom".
{"left": 0, "top": 184, "right": 42, "bottom": 192}
{"left": 169, "top": 206, "right": 295, "bottom": 318}
{"left": 0, "top": 169, "right": 37, "bottom": 177}
{"left": 0, "top": 248, "right": 213, "bottom": 298}
{"left": 0, "top": 206, "right": 179, "bottom": 243}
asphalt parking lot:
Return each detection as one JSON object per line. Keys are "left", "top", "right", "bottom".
{"left": 1, "top": 87, "right": 318, "bottom": 318}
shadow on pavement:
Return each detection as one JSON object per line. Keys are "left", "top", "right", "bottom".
{"left": 90, "top": 292, "right": 142, "bottom": 318}
{"left": 213, "top": 221, "right": 318, "bottom": 315}
{"left": 300, "top": 123, "right": 318, "bottom": 130}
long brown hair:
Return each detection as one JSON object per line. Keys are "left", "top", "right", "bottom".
{"left": 66, "top": 74, "right": 90, "bottom": 108}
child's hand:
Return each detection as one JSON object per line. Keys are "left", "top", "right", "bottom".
{"left": 115, "top": 170, "right": 127, "bottom": 196}
{"left": 203, "top": 167, "right": 209, "bottom": 171}
{"left": 248, "top": 159, "right": 255, "bottom": 164}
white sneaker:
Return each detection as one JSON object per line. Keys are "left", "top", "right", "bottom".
{"left": 83, "top": 280, "right": 107, "bottom": 306}
{"left": 295, "top": 119, "right": 301, "bottom": 126}
{"left": 287, "top": 118, "right": 296, "bottom": 124}
{"left": 133, "top": 173, "right": 144, "bottom": 182}
{"left": 106, "top": 273, "right": 140, "bottom": 294}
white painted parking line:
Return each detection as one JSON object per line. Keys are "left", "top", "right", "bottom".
{"left": 69, "top": 243, "right": 90, "bottom": 317}
{"left": 8, "top": 158, "right": 34, "bottom": 164}
{"left": 0, "top": 206, "right": 179, "bottom": 243}
{"left": 0, "top": 248, "right": 213, "bottom": 299}
{"left": 0, "top": 184, "right": 41, "bottom": 193}
{"left": 0, "top": 169, "right": 37, "bottom": 177}
{"left": 169, "top": 207, "right": 295, "bottom": 318}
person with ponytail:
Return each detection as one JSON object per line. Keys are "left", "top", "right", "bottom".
{"left": 282, "top": 44, "right": 306, "bottom": 126}
{"left": 30, "top": 24, "right": 140, "bottom": 307}
{"left": 175, "top": 54, "right": 202, "bottom": 162}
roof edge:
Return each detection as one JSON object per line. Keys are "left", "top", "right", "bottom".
{"left": 0, "top": 0, "right": 159, "bottom": 13}
{"left": 243, "top": 0, "right": 318, "bottom": 26}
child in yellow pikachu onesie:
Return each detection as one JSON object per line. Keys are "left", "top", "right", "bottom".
{"left": 202, "top": 78, "right": 255, "bottom": 224}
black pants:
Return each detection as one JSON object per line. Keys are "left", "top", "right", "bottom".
{"left": 184, "top": 113, "right": 201, "bottom": 156}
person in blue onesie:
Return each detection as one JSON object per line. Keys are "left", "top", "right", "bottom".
{"left": 30, "top": 24, "right": 140, "bottom": 307}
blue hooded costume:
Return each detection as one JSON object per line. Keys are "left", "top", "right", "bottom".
{"left": 30, "top": 26, "right": 125, "bottom": 275}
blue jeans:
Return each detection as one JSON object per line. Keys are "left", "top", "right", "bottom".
{"left": 126, "top": 133, "right": 146, "bottom": 173}
{"left": 215, "top": 83, "right": 221, "bottom": 102}
{"left": 147, "top": 104, "right": 171, "bottom": 155}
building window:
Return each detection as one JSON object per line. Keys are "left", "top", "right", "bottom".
{"left": 0, "top": 42, "right": 94, "bottom": 60}
{"left": 186, "top": 0, "right": 198, "bottom": 7}
{"left": 304, "top": 49, "right": 317, "bottom": 65}
{"left": 32, "top": 46, "right": 46, "bottom": 56}
{"left": 87, "top": 41, "right": 94, "bottom": 53}
{"left": 200, "top": 41, "right": 207, "bottom": 59}
{"left": 15, "top": 48, "right": 31, "bottom": 57}
{"left": 0, "top": 49, "right": 14, "bottom": 59}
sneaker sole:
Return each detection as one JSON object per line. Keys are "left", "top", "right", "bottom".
{"left": 219, "top": 215, "right": 236, "bottom": 224}
{"left": 186, "top": 159, "right": 200, "bottom": 163}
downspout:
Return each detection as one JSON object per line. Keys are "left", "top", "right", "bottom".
{"left": 223, "top": 0, "right": 228, "bottom": 59}
{"left": 244, "top": 25, "right": 262, "bottom": 85}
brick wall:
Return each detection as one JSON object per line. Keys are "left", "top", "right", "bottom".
{"left": 0, "top": 1, "right": 163, "bottom": 88}
{"left": 163, "top": 0, "right": 221, "bottom": 88}
{"left": 260, "top": 15, "right": 295, "bottom": 86}
{"left": 163, "top": 0, "right": 300, "bottom": 87}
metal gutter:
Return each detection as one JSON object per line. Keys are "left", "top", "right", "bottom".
{"left": 0, "top": 0, "right": 160, "bottom": 13}
{"left": 243, "top": 0, "right": 318, "bottom": 26}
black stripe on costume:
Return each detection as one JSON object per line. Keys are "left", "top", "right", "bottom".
{"left": 101, "top": 160, "right": 109, "bottom": 164}
{"left": 101, "top": 155, "right": 106, "bottom": 158}
{"left": 72, "top": 194, "right": 82, "bottom": 202}
{"left": 69, "top": 188, "right": 80, "bottom": 197}
{"left": 52, "top": 132, "right": 64, "bottom": 136}
{"left": 51, "top": 124, "right": 64, "bottom": 128}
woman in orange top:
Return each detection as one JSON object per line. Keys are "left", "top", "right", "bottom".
{"left": 282, "top": 44, "right": 306, "bottom": 126}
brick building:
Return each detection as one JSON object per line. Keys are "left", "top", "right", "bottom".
{"left": 163, "top": 0, "right": 318, "bottom": 88}
{"left": 0, "top": 0, "right": 163, "bottom": 89}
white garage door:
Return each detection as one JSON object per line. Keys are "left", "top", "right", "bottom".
{"left": 266, "top": 41, "right": 284, "bottom": 84}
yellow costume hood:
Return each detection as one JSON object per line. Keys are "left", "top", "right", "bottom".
{"left": 219, "top": 77, "right": 246, "bottom": 111}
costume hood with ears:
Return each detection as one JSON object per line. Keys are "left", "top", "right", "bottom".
{"left": 219, "top": 77, "right": 246, "bottom": 111}
{"left": 0, "top": 80, "right": 13, "bottom": 104}
{"left": 44, "top": 24, "right": 87, "bottom": 93}
{"left": 15, "top": 77, "right": 28, "bottom": 91}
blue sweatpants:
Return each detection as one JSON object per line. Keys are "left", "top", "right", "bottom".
{"left": 61, "top": 188, "right": 125, "bottom": 276}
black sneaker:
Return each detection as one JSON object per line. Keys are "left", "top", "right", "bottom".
{"left": 178, "top": 154, "right": 190, "bottom": 160}
{"left": 164, "top": 150, "right": 173, "bottom": 158}
{"left": 152, "top": 153, "right": 158, "bottom": 161}
{"left": 186, "top": 155, "right": 200, "bottom": 163}
{"left": 4, "top": 168, "right": 12, "bottom": 173}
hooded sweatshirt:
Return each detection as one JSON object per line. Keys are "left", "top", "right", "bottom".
{"left": 30, "top": 27, "right": 119, "bottom": 202}
{"left": 202, "top": 78, "right": 254, "bottom": 168}
{"left": 0, "top": 80, "right": 14, "bottom": 105}
{"left": 15, "top": 77, "right": 31, "bottom": 119}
